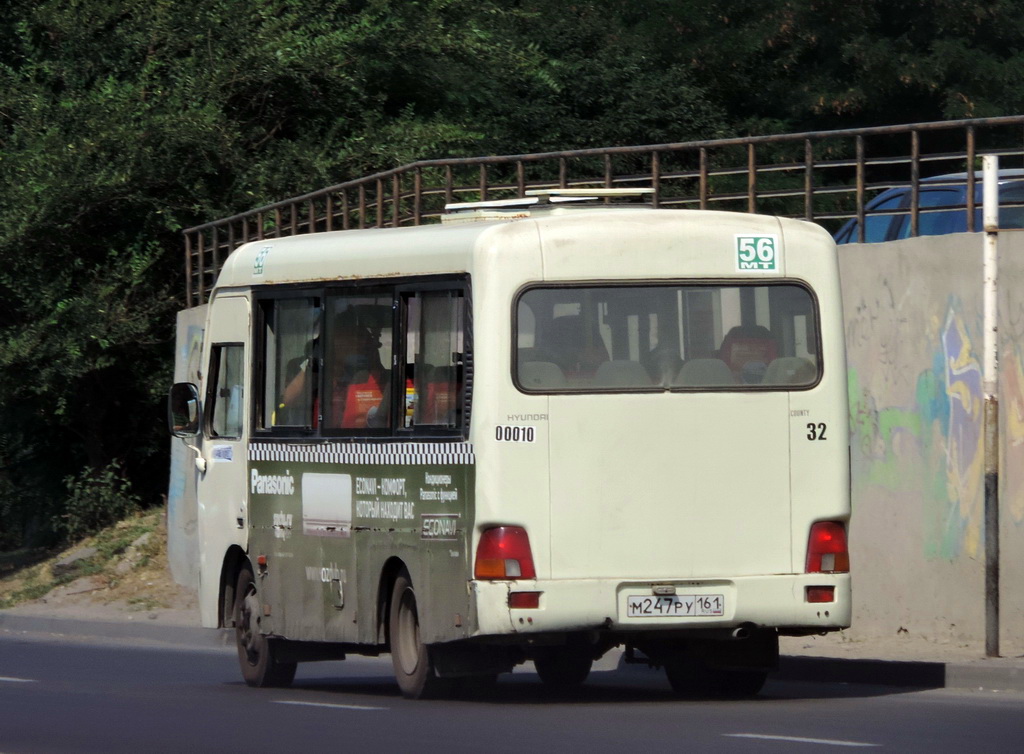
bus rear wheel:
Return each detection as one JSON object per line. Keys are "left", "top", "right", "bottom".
{"left": 389, "top": 570, "right": 447, "bottom": 699}
{"left": 715, "top": 668, "right": 769, "bottom": 698}
{"left": 233, "top": 564, "right": 297, "bottom": 688}
{"left": 533, "top": 646, "right": 593, "bottom": 690}
{"left": 664, "top": 654, "right": 767, "bottom": 699}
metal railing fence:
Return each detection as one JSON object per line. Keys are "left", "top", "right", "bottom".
{"left": 183, "top": 115, "right": 1024, "bottom": 306}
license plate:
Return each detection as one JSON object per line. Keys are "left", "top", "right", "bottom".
{"left": 625, "top": 594, "right": 725, "bottom": 618}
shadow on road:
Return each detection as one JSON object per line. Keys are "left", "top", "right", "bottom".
{"left": 274, "top": 666, "right": 926, "bottom": 706}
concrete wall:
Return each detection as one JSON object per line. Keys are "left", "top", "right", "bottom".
{"left": 167, "top": 233, "right": 1024, "bottom": 645}
{"left": 839, "top": 231, "right": 1024, "bottom": 644}
{"left": 166, "top": 305, "right": 206, "bottom": 591}
{"left": 998, "top": 233, "right": 1024, "bottom": 644}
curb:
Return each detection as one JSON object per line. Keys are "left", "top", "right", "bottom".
{"left": 778, "top": 655, "right": 946, "bottom": 688}
{"left": 4, "top": 612, "right": 1024, "bottom": 693}
{"left": 777, "top": 655, "right": 1024, "bottom": 693}
{"left": 945, "top": 662, "right": 1024, "bottom": 692}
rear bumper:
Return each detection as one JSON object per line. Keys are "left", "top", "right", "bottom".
{"left": 470, "top": 573, "right": 851, "bottom": 639}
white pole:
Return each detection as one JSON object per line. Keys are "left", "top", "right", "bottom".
{"left": 983, "top": 155, "right": 999, "bottom": 395}
{"left": 982, "top": 154, "right": 1000, "bottom": 658}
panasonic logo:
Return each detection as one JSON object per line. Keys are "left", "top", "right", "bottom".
{"left": 251, "top": 469, "right": 296, "bottom": 496}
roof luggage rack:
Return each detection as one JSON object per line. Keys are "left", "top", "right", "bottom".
{"left": 441, "top": 188, "right": 655, "bottom": 224}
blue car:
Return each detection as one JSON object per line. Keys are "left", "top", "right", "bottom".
{"left": 834, "top": 170, "right": 1024, "bottom": 244}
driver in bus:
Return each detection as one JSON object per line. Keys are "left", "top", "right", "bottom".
{"left": 278, "top": 337, "right": 318, "bottom": 426}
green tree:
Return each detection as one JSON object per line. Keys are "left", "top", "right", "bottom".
{"left": 652, "top": 0, "right": 1024, "bottom": 131}
{"left": 0, "top": 0, "right": 501, "bottom": 547}
{"left": 0, "top": 0, "right": 727, "bottom": 549}
{"left": 2, "top": 0, "right": 1023, "bottom": 549}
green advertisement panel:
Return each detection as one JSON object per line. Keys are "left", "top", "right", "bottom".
{"left": 247, "top": 441, "right": 476, "bottom": 645}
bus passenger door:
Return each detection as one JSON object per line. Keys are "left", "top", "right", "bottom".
{"left": 197, "top": 295, "right": 251, "bottom": 628}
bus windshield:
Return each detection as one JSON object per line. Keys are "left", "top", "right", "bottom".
{"left": 515, "top": 282, "right": 819, "bottom": 391}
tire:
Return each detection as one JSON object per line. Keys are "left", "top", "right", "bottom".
{"left": 664, "top": 654, "right": 767, "bottom": 699}
{"left": 389, "top": 569, "right": 447, "bottom": 699}
{"left": 533, "top": 646, "right": 593, "bottom": 690}
{"left": 233, "top": 564, "right": 297, "bottom": 688}
{"left": 664, "top": 652, "right": 712, "bottom": 697}
{"left": 716, "top": 669, "right": 768, "bottom": 698}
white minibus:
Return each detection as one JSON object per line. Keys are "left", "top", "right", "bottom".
{"left": 170, "top": 192, "right": 850, "bottom": 698}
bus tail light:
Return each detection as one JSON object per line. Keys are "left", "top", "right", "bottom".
{"left": 806, "top": 586, "right": 835, "bottom": 603}
{"left": 475, "top": 526, "right": 536, "bottom": 580}
{"left": 805, "top": 522, "right": 849, "bottom": 573}
{"left": 509, "top": 592, "right": 541, "bottom": 609}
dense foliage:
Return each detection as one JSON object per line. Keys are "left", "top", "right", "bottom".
{"left": 1, "top": 0, "right": 1023, "bottom": 548}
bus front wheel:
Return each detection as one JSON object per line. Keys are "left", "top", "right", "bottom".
{"left": 233, "top": 564, "right": 297, "bottom": 688}
{"left": 389, "top": 570, "right": 447, "bottom": 699}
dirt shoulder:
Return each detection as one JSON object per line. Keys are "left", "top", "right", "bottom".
{"left": 0, "top": 509, "right": 199, "bottom": 628}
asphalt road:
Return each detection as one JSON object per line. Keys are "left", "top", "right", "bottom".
{"left": 2, "top": 633, "right": 1024, "bottom": 753}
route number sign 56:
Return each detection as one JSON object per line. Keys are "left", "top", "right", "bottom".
{"left": 735, "top": 235, "right": 780, "bottom": 272}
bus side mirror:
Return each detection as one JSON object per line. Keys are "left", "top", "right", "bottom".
{"left": 168, "top": 383, "right": 201, "bottom": 437}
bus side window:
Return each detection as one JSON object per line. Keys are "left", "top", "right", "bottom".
{"left": 259, "top": 296, "right": 320, "bottom": 430}
{"left": 322, "top": 294, "right": 393, "bottom": 431}
{"left": 405, "top": 290, "right": 465, "bottom": 429}
{"left": 208, "top": 344, "right": 244, "bottom": 438}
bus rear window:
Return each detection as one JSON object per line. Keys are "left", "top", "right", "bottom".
{"left": 515, "top": 283, "right": 819, "bottom": 392}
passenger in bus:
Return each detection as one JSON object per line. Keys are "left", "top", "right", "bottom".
{"left": 324, "top": 312, "right": 389, "bottom": 429}
{"left": 718, "top": 325, "right": 778, "bottom": 384}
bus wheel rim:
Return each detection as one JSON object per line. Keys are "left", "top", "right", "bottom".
{"left": 396, "top": 588, "right": 420, "bottom": 676}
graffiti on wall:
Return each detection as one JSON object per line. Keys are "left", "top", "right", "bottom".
{"left": 848, "top": 303, "right": 983, "bottom": 560}
{"left": 941, "top": 310, "right": 984, "bottom": 558}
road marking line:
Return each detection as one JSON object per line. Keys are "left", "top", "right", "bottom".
{"left": 273, "top": 700, "right": 387, "bottom": 711}
{"left": 724, "top": 734, "right": 879, "bottom": 747}
{"left": 0, "top": 677, "right": 37, "bottom": 683}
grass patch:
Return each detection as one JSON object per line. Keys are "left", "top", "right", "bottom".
{"left": 0, "top": 509, "right": 163, "bottom": 609}
{"left": 126, "top": 596, "right": 162, "bottom": 612}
